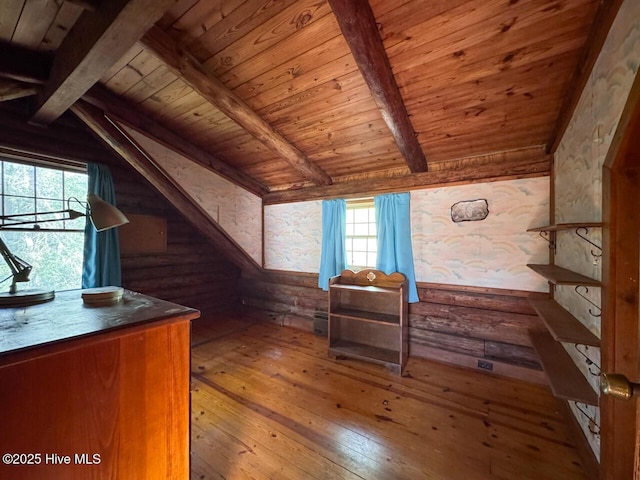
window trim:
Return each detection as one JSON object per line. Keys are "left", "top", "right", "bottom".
{"left": 0, "top": 158, "right": 88, "bottom": 232}
{"left": 345, "top": 197, "right": 377, "bottom": 271}
{"left": 0, "top": 157, "right": 88, "bottom": 292}
{"left": 0, "top": 147, "right": 88, "bottom": 173}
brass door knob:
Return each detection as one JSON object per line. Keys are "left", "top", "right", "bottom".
{"left": 600, "top": 373, "right": 640, "bottom": 400}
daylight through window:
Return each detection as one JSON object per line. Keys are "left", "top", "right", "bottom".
{"left": 345, "top": 198, "right": 377, "bottom": 270}
{"left": 0, "top": 159, "right": 88, "bottom": 292}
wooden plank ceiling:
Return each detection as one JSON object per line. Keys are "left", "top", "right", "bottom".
{"left": 0, "top": 0, "right": 600, "bottom": 197}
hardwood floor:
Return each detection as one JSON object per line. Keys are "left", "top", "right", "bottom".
{"left": 190, "top": 316, "right": 589, "bottom": 480}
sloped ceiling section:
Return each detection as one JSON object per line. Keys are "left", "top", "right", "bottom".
{"left": 121, "top": 124, "right": 263, "bottom": 265}
{"left": 0, "top": 0, "right": 609, "bottom": 216}
{"left": 93, "top": 0, "right": 599, "bottom": 197}
{"left": 70, "top": 101, "right": 260, "bottom": 272}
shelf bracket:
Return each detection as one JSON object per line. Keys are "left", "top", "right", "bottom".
{"left": 574, "top": 343, "right": 601, "bottom": 376}
{"left": 575, "top": 227, "right": 602, "bottom": 258}
{"left": 537, "top": 231, "right": 556, "bottom": 251}
{"left": 575, "top": 402, "right": 600, "bottom": 435}
{"left": 574, "top": 285, "right": 602, "bottom": 317}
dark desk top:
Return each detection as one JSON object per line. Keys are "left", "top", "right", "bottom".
{"left": 0, "top": 289, "right": 200, "bottom": 357}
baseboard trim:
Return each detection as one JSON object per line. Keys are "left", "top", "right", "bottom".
{"left": 410, "top": 343, "right": 547, "bottom": 385}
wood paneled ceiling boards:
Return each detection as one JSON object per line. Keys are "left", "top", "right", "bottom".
{"left": 0, "top": 0, "right": 604, "bottom": 202}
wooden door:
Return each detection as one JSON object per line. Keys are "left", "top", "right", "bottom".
{"left": 637, "top": 250, "right": 640, "bottom": 479}
{"left": 600, "top": 72, "right": 640, "bottom": 480}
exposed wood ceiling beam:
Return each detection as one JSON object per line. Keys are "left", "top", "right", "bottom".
{"left": 84, "top": 85, "right": 269, "bottom": 196}
{"left": 264, "top": 148, "right": 550, "bottom": 204}
{"left": 140, "top": 26, "right": 332, "bottom": 187}
{"left": 0, "top": 42, "right": 51, "bottom": 84}
{"left": 31, "top": 0, "right": 177, "bottom": 126}
{"left": 71, "top": 100, "right": 260, "bottom": 273}
{"left": 0, "top": 79, "right": 37, "bottom": 102}
{"left": 547, "top": 0, "right": 624, "bottom": 154}
{"left": 328, "top": 0, "right": 427, "bottom": 173}
{"left": 0, "top": 106, "right": 117, "bottom": 165}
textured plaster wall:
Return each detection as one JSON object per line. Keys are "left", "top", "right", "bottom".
{"left": 264, "top": 201, "right": 322, "bottom": 272}
{"left": 553, "top": 0, "right": 640, "bottom": 460}
{"left": 411, "top": 177, "right": 549, "bottom": 291}
{"left": 264, "top": 177, "right": 550, "bottom": 293}
{"left": 123, "top": 126, "right": 263, "bottom": 265}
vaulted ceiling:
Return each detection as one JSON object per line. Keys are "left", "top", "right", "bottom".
{"left": 0, "top": 0, "right": 614, "bottom": 204}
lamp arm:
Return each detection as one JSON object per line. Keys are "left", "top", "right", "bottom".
{"left": 0, "top": 235, "right": 32, "bottom": 294}
{"left": 0, "top": 209, "right": 85, "bottom": 228}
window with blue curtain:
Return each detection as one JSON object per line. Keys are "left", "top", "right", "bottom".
{"left": 82, "top": 163, "right": 123, "bottom": 288}
{"left": 374, "top": 192, "right": 419, "bottom": 303}
{"left": 318, "top": 198, "right": 347, "bottom": 290}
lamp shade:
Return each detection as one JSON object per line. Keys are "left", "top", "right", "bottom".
{"left": 87, "top": 193, "right": 129, "bottom": 232}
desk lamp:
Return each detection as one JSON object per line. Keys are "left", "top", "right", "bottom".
{"left": 0, "top": 193, "right": 128, "bottom": 307}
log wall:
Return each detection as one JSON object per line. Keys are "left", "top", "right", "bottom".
{"left": 239, "top": 269, "right": 547, "bottom": 383}
{"left": 0, "top": 101, "right": 241, "bottom": 316}
{"left": 111, "top": 164, "right": 240, "bottom": 315}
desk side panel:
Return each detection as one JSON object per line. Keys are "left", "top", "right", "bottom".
{"left": 0, "top": 319, "right": 190, "bottom": 480}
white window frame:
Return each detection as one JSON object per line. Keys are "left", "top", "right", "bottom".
{"left": 345, "top": 198, "right": 377, "bottom": 271}
{"left": 0, "top": 158, "right": 88, "bottom": 292}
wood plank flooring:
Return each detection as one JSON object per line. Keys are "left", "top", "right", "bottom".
{"left": 190, "top": 316, "right": 589, "bottom": 480}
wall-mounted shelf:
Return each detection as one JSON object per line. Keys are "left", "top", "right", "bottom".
{"left": 528, "top": 298, "right": 600, "bottom": 346}
{"left": 527, "top": 222, "right": 603, "bottom": 232}
{"left": 527, "top": 264, "right": 600, "bottom": 286}
{"left": 527, "top": 223, "right": 602, "bottom": 256}
{"left": 529, "top": 331, "right": 599, "bottom": 406}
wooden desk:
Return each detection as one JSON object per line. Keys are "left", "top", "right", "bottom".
{"left": 0, "top": 289, "right": 200, "bottom": 480}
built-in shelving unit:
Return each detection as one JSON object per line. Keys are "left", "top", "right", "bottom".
{"left": 527, "top": 223, "right": 602, "bottom": 411}
{"left": 328, "top": 269, "right": 408, "bottom": 375}
{"left": 529, "top": 331, "right": 599, "bottom": 406}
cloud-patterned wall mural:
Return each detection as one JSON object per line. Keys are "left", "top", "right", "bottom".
{"left": 411, "top": 178, "right": 549, "bottom": 291}
{"left": 264, "top": 177, "right": 550, "bottom": 292}
{"left": 264, "top": 201, "right": 322, "bottom": 272}
{"left": 554, "top": 0, "right": 640, "bottom": 460}
{"left": 122, "top": 126, "right": 263, "bottom": 265}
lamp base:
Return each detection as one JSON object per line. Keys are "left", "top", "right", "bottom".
{"left": 0, "top": 288, "right": 55, "bottom": 307}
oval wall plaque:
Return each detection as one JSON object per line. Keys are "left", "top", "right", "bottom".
{"left": 451, "top": 199, "right": 489, "bottom": 223}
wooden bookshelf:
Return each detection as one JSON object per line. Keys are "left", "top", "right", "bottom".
{"left": 331, "top": 307, "right": 399, "bottom": 325}
{"left": 329, "top": 340, "right": 400, "bottom": 366}
{"left": 528, "top": 298, "right": 600, "bottom": 346}
{"left": 527, "top": 264, "right": 600, "bottom": 286}
{"left": 328, "top": 269, "right": 408, "bottom": 374}
{"left": 331, "top": 284, "right": 398, "bottom": 295}
{"left": 530, "top": 331, "right": 599, "bottom": 406}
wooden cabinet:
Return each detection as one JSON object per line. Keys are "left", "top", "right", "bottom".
{"left": 328, "top": 269, "right": 408, "bottom": 374}
{"left": 0, "top": 289, "right": 199, "bottom": 480}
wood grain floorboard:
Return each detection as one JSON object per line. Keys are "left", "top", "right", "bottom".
{"left": 190, "top": 316, "right": 589, "bottom": 480}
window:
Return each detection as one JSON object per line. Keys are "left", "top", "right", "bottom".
{"left": 345, "top": 198, "right": 377, "bottom": 270}
{"left": 0, "top": 159, "right": 88, "bottom": 292}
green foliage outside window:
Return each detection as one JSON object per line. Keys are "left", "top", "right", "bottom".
{"left": 0, "top": 160, "right": 87, "bottom": 293}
